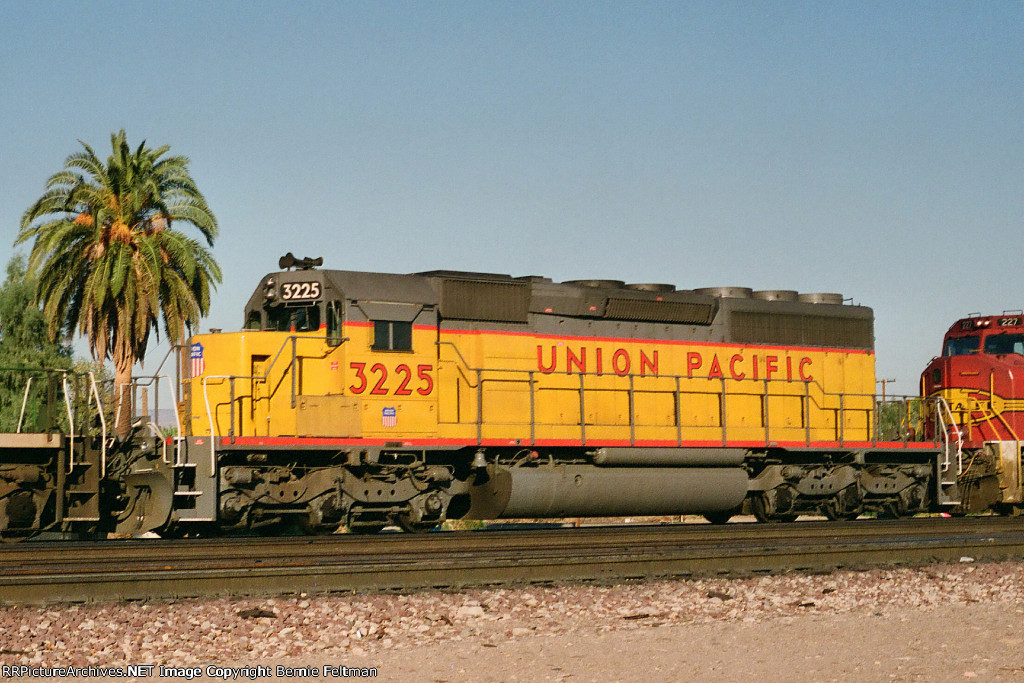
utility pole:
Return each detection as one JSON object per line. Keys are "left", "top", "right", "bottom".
{"left": 876, "top": 378, "right": 897, "bottom": 402}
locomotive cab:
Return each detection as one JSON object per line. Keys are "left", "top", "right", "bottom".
{"left": 177, "top": 257, "right": 450, "bottom": 533}
{"left": 187, "top": 258, "right": 442, "bottom": 442}
{"left": 923, "top": 314, "right": 1024, "bottom": 441}
{"left": 244, "top": 272, "right": 342, "bottom": 343}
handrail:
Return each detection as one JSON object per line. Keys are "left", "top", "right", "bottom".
{"left": 193, "top": 336, "right": 936, "bottom": 452}
{"left": 19, "top": 368, "right": 105, "bottom": 429}
{"left": 157, "top": 333, "right": 343, "bottom": 441}
{"left": 163, "top": 374, "right": 184, "bottom": 465}
{"left": 195, "top": 333, "right": 343, "bottom": 441}
{"left": 245, "top": 333, "right": 339, "bottom": 387}
{"left": 935, "top": 396, "right": 964, "bottom": 473}
{"left": 132, "top": 372, "right": 186, "bottom": 465}
{"left": 201, "top": 375, "right": 220, "bottom": 471}
{"left": 147, "top": 343, "right": 182, "bottom": 379}
{"left": 88, "top": 372, "right": 107, "bottom": 477}
{"left": 435, "top": 341, "right": 479, "bottom": 387}
{"left": 465, "top": 364, "right": 917, "bottom": 448}
{"left": 62, "top": 376, "right": 75, "bottom": 474}
{"left": 16, "top": 377, "right": 32, "bottom": 434}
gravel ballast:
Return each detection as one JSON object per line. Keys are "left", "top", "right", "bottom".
{"left": 2, "top": 560, "right": 1024, "bottom": 681}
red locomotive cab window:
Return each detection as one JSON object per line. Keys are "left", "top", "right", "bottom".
{"left": 983, "top": 333, "right": 1024, "bottom": 356}
{"left": 944, "top": 336, "right": 980, "bottom": 356}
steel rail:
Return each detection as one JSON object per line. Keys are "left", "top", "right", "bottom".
{"left": 1, "top": 518, "right": 1023, "bottom": 605}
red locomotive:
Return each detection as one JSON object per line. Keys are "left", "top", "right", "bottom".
{"left": 922, "top": 313, "right": 1024, "bottom": 513}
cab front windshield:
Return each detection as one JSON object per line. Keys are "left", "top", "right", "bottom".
{"left": 944, "top": 336, "right": 980, "bottom": 356}
{"left": 983, "top": 333, "right": 1024, "bottom": 356}
{"left": 266, "top": 304, "right": 321, "bottom": 332}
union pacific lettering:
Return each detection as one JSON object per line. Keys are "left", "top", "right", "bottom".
{"left": 536, "top": 345, "right": 813, "bottom": 382}
{"left": 537, "top": 345, "right": 659, "bottom": 376}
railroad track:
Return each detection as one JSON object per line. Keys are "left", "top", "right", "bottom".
{"left": 1, "top": 517, "right": 1023, "bottom": 605}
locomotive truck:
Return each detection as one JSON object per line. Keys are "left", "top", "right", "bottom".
{"left": 0, "top": 255, "right": 1019, "bottom": 539}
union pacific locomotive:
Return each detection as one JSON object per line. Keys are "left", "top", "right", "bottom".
{"left": 0, "top": 255, "right": 1020, "bottom": 539}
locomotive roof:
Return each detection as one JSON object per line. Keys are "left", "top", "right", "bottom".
{"left": 944, "top": 313, "right": 1024, "bottom": 338}
{"left": 245, "top": 265, "right": 874, "bottom": 350}
{"left": 253, "top": 266, "right": 863, "bottom": 309}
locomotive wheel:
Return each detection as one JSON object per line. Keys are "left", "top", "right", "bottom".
{"left": 751, "top": 493, "right": 798, "bottom": 523}
{"left": 822, "top": 499, "right": 861, "bottom": 521}
{"left": 823, "top": 506, "right": 858, "bottom": 521}
{"left": 877, "top": 499, "right": 906, "bottom": 520}
{"left": 395, "top": 514, "right": 438, "bottom": 533}
{"left": 750, "top": 493, "right": 770, "bottom": 523}
{"left": 823, "top": 485, "right": 863, "bottom": 521}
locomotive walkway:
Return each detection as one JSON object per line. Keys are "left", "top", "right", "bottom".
{"left": 1, "top": 517, "right": 1023, "bottom": 605}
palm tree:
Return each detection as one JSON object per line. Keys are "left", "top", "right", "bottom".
{"left": 16, "top": 130, "right": 221, "bottom": 438}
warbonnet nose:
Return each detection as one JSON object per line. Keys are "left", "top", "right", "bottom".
{"left": 467, "top": 465, "right": 748, "bottom": 518}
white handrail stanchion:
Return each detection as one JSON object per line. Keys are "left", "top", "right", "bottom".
{"left": 88, "top": 372, "right": 108, "bottom": 478}
{"left": 935, "top": 397, "right": 964, "bottom": 474}
{"left": 62, "top": 376, "right": 75, "bottom": 474}
{"left": 17, "top": 378, "right": 33, "bottom": 434}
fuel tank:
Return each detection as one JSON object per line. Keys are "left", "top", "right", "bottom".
{"left": 467, "top": 465, "right": 748, "bottom": 518}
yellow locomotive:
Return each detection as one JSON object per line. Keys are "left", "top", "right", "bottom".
{"left": 152, "top": 254, "right": 942, "bottom": 534}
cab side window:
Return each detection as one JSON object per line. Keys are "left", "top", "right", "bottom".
{"left": 372, "top": 320, "right": 412, "bottom": 351}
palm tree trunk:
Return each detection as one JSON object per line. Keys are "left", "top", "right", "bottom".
{"left": 114, "top": 355, "right": 134, "bottom": 440}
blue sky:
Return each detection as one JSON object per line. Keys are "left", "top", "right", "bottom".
{"left": 1, "top": 2, "right": 1021, "bottom": 394}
